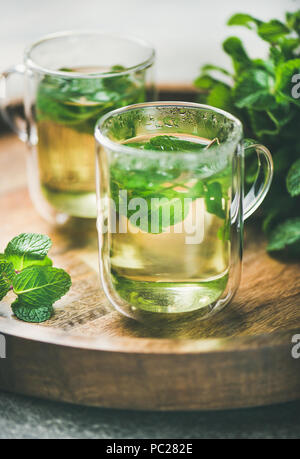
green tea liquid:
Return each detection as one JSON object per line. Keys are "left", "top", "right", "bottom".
{"left": 107, "top": 134, "right": 231, "bottom": 314}
{"left": 36, "top": 66, "right": 146, "bottom": 218}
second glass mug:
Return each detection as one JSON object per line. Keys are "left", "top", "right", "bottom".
{"left": 95, "top": 102, "right": 273, "bottom": 324}
{"left": 0, "top": 31, "right": 156, "bottom": 223}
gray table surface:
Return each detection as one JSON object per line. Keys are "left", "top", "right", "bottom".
{"left": 0, "top": 391, "right": 299, "bottom": 439}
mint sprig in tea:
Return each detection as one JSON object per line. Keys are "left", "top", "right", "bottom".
{"left": 36, "top": 66, "right": 147, "bottom": 218}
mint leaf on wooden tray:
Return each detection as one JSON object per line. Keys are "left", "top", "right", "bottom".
{"left": 11, "top": 300, "right": 54, "bottom": 324}
{"left": 0, "top": 233, "right": 71, "bottom": 323}
{"left": 5, "top": 233, "right": 53, "bottom": 271}
{"left": 13, "top": 266, "right": 71, "bottom": 307}
{"left": 194, "top": 9, "right": 300, "bottom": 256}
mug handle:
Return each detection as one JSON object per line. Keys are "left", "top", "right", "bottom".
{"left": 243, "top": 143, "right": 273, "bottom": 221}
{"left": 0, "top": 64, "right": 27, "bottom": 142}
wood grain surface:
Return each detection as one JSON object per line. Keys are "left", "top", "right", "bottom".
{"left": 0, "top": 133, "right": 299, "bottom": 411}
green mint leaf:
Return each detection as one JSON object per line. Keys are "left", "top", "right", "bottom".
{"left": 11, "top": 299, "right": 54, "bottom": 323}
{"left": 0, "top": 261, "right": 15, "bottom": 283}
{"left": 4, "top": 233, "right": 52, "bottom": 271}
{"left": 201, "top": 64, "right": 232, "bottom": 76}
{"left": 13, "top": 266, "right": 71, "bottom": 307}
{"left": 218, "top": 220, "right": 231, "bottom": 242}
{"left": 0, "top": 262, "right": 15, "bottom": 301}
{"left": 223, "top": 37, "right": 252, "bottom": 73}
{"left": 205, "top": 182, "right": 226, "bottom": 219}
{"left": 227, "top": 13, "right": 262, "bottom": 29}
{"left": 27, "top": 256, "right": 53, "bottom": 268}
{"left": 194, "top": 75, "right": 219, "bottom": 90}
{"left": 143, "top": 136, "right": 207, "bottom": 152}
{"left": 269, "top": 47, "right": 284, "bottom": 67}
{"left": 0, "top": 277, "right": 10, "bottom": 302}
{"left": 189, "top": 181, "right": 205, "bottom": 199}
{"left": 248, "top": 108, "right": 285, "bottom": 136}
{"left": 267, "top": 218, "right": 300, "bottom": 251}
{"left": 281, "top": 38, "right": 300, "bottom": 59}
{"left": 206, "top": 82, "right": 234, "bottom": 113}
{"left": 286, "top": 10, "right": 300, "bottom": 35}
{"left": 5, "top": 233, "right": 52, "bottom": 258}
{"left": 257, "top": 20, "right": 290, "bottom": 43}
{"left": 234, "top": 69, "right": 276, "bottom": 110}
{"left": 287, "top": 159, "right": 300, "bottom": 197}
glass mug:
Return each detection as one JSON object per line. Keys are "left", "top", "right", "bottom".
{"left": 95, "top": 102, "right": 273, "bottom": 325}
{"left": 0, "top": 31, "right": 155, "bottom": 223}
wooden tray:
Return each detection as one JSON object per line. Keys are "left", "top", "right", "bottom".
{"left": 0, "top": 128, "right": 300, "bottom": 411}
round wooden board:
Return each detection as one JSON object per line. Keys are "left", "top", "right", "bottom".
{"left": 0, "top": 134, "right": 300, "bottom": 411}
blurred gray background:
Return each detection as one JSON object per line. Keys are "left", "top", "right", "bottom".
{"left": 0, "top": 0, "right": 298, "bottom": 83}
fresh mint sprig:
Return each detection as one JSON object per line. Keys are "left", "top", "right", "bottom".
{"left": 194, "top": 9, "right": 300, "bottom": 255}
{"left": 0, "top": 233, "right": 71, "bottom": 323}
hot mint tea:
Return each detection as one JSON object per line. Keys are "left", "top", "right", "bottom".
{"left": 106, "top": 134, "right": 231, "bottom": 314}
{"left": 36, "top": 66, "right": 147, "bottom": 218}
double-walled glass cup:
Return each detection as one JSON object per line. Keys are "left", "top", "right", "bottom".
{"left": 0, "top": 31, "right": 155, "bottom": 223}
{"left": 95, "top": 102, "right": 273, "bottom": 324}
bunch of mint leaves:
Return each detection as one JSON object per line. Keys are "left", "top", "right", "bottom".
{"left": 194, "top": 10, "right": 300, "bottom": 256}
{"left": 36, "top": 65, "right": 146, "bottom": 135}
{"left": 0, "top": 233, "right": 71, "bottom": 323}
{"left": 110, "top": 135, "right": 230, "bottom": 237}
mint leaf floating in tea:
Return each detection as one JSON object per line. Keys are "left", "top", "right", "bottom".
{"left": 0, "top": 262, "right": 15, "bottom": 300}
{"left": 143, "top": 135, "right": 208, "bottom": 152}
{"left": 13, "top": 266, "right": 71, "bottom": 308}
{"left": 4, "top": 233, "right": 52, "bottom": 271}
{"left": 111, "top": 135, "right": 228, "bottom": 234}
{"left": 11, "top": 299, "right": 54, "bottom": 324}
{"left": 205, "top": 182, "right": 226, "bottom": 220}
{"left": 0, "top": 233, "right": 71, "bottom": 323}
